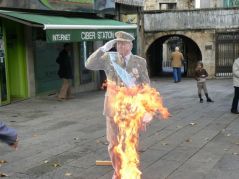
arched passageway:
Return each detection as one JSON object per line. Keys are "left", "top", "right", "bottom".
{"left": 146, "top": 35, "right": 202, "bottom": 77}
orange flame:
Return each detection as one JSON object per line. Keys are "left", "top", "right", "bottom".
{"left": 107, "top": 81, "right": 170, "bottom": 179}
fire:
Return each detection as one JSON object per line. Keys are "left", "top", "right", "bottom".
{"left": 107, "top": 81, "right": 170, "bottom": 179}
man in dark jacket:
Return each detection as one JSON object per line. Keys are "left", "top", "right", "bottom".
{"left": 56, "top": 43, "right": 73, "bottom": 100}
{"left": 0, "top": 121, "right": 18, "bottom": 149}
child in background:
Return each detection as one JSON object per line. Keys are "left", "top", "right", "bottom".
{"left": 195, "top": 61, "right": 214, "bottom": 103}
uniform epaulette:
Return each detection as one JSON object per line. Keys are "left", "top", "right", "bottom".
{"left": 134, "top": 55, "right": 147, "bottom": 63}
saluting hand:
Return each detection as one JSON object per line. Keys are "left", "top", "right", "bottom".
{"left": 100, "top": 39, "right": 117, "bottom": 52}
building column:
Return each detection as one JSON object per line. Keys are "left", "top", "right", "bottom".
{"left": 204, "top": 41, "right": 215, "bottom": 77}
{"left": 25, "top": 26, "right": 35, "bottom": 97}
{"left": 73, "top": 42, "right": 80, "bottom": 87}
{"left": 139, "top": 7, "right": 145, "bottom": 58}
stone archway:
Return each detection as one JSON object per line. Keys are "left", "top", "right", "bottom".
{"left": 145, "top": 34, "right": 202, "bottom": 77}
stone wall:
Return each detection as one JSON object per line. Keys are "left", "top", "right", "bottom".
{"left": 143, "top": 0, "right": 227, "bottom": 10}
{"left": 142, "top": 5, "right": 239, "bottom": 77}
{"left": 144, "top": 0, "right": 196, "bottom": 10}
{"left": 144, "top": 8, "right": 239, "bottom": 32}
{"left": 115, "top": 0, "right": 144, "bottom": 6}
{"left": 144, "top": 0, "right": 159, "bottom": 10}
{"left": 177, "top": 0, "right": 195, "bottom": 9}
{"left": 144, "top": 30, "right": 216, "bottom": 77}
{"left": 200, "top": 0, "right": 224, "bottom": 8}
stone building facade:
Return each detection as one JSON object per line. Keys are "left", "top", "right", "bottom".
{"left": 142, "top": 0, "right": 239, "bottom": 78}
{"left": 144, "top": 0, "right": 228, "bottom": 10}
{"left": 144, "top": 0, "right": 196, "bottom": 10}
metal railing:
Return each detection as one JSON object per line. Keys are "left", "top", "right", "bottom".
{"left": 216, "top": 32, "right": 239, "bottom": 77}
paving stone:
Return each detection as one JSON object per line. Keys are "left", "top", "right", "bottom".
{"left": 0, "top": 79, "right": 238, "bottom": 179}
{"left": 36, "top": 165, "right": 85, "bottom": 179}
{"left": 143, "top": 159, "right": 182, "bottom": 179}
{"left": 204, "top": 154, "right": 239, "bottom": 179}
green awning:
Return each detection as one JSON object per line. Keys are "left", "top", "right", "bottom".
{"left": 0, "top": 10, "right": 137, "bottom": 42}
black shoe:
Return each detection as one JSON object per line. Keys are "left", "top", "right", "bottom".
{"left": 200, "top": 99, "right": 203, "bottom": 103}
{"left": 207, "top": 98, "right": 214, "bottom": 102}
{"left": 231, "top": 110, "right": 239, "bottom": 114}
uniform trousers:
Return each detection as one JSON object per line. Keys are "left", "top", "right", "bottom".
{"left": 106, "top": 116, "right": 120, "bottom": 179}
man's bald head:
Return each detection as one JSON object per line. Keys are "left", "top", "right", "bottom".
{"left": 175, "top": 47, "right": 180, "bottom": 51}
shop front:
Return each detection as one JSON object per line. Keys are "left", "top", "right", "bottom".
{"left": 0, "top": 19, "right": 28, "bottom": 105}
{"left": 0, "top": 10, "right": 136, "bottom": 105}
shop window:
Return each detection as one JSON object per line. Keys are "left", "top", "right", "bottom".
{"left": 159, "top": 3, "right": 177, "bottom": 10}
{"left": 34, "top": 41, "right": 65, "bottom": 94}
{"left": 79, "top": 41, "right": 93, "bottom": 84}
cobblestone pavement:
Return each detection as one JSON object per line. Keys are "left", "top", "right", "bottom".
{"left": 0, "top": 78, "right": 238, "bottom": 179}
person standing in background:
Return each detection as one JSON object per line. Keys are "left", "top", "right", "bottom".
{"left": 56, "top": 43, "right": 73, "bottom": 101}
{"left": 231, "top": 57, "right": 239, "bottom": 114}
{"left": 171, "top": 46, "right": 184, "bottom": 83}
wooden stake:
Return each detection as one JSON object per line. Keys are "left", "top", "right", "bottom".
{"left": 95, "top": 160, "right": 112, "bottom": 166}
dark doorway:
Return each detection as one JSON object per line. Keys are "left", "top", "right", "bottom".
{"left": 146, "top": 35, "right": 202, "bottom": 77}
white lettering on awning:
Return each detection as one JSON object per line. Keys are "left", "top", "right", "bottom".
{"left": 81, "top": 32, "right": 96, "bottom": 40}
{"left": 97, "top": 31, "right": 114, "bottom": 39}
{"left": 52, "top": 34, "right": 71, "bottom": 41}
{"left": 50, "top": 31, "right": 133, "bottom": 42}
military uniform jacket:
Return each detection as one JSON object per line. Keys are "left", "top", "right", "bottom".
{"left": 85, "top": 49, "right": 150, "bottom": 117}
